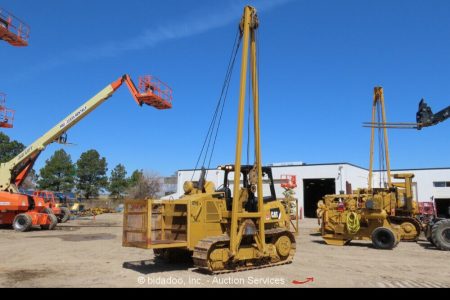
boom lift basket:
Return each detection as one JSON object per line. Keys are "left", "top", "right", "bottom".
{"left": 136, "top": 76, "right": 173, "bottom": 110}
{"left": 0, "top": 93, "right": 14, "bottom": 128}
{"left": 0, "top": 7, "right": 30, "bottom": 47}
{"left": 123, "top": 200, "right": 188, "bottom": 249}
{"left": 280, "top": 175, "right": 297, "bottom": 189}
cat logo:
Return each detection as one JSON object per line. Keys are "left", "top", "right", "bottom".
{"left": 270, "top": 208, "right": 281, "bottom": 220}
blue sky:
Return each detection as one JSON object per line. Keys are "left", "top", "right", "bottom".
{"left": 1, "top": 0, "right": 450, "bottom": 177}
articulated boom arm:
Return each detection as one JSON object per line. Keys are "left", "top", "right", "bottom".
{"left": 416, "top": 99, "right": 450, "bottom": 130}
{"left": 0, "top": 74, "right": 172, "bottom": 192}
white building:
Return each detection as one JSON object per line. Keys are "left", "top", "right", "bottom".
{"left": 172, "top": 163, "right": 450, "bottom": 219}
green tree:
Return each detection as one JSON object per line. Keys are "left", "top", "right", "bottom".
{"left": 37, "top": 149, "right": 75, "bottom": 192}
{"left": 128, "top": 169, "right": 144, "bottom": 187}
{"left": 0, "top": 132, "right": 25, "bottom": 163}
{"left": 127, "top": 171, "right": 161, "bottom": 200}
{"left": 109, "top": 164, "right": 128, "bottom": 199}
{"left": 76, "top": 150, "right": 108, "bottom": 199}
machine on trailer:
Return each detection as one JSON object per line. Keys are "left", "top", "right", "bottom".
{"left": 317, "top": 87, "right": 421, "bottom": 249}
{"left": 123, "top": 6, "right": 296, "bottom": 273}
{"left": 0, "top": 74, "right": 172, "bottom": 232}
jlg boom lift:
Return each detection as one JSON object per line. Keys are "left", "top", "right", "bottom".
{"left": 123, "top": 6, "right": 296, "bottom": 273}
{"left": 0, "top": 75, "right": 172, "bottom": 232}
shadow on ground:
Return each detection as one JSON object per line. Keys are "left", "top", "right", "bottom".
{"left": 28, "top": 233, "right": 116, "bottom": 242}
{"left": 312, "top": 239, "right": 375, "bottom": 249}
{"left": 123, "top": 259, "right": 193, "bottom": 275}
{"left": 416, "top": 240, "right": 440, "bottom": 251}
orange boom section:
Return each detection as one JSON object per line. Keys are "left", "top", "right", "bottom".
{"left": 114, "top": 75, "right": 173, "bottom": 110}
{"left": 0, "top": 7, "right": 30, "bottom": 47}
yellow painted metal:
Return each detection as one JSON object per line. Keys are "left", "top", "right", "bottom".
{"left": 317, "top": 88, "right": 421, "bottom": 246}
{"left": 123, "top": 6, "right": 296, "bottom": 273}
{"left": 368, "top": 89, "right": 377, "bottom": 190}
{"left": 230, "top": 5, "right": 252, "bottom": 256}
{"left": 380, "top": 88, "right": 392, "bottom": 187}
{"left": 230, "top": 5, "right": 266, "bottom": 258}
{"left": 250, "top": 12, "right": 266, "bottom": 255}
{"left": 369, "top": 87, "right": 392, "bottom": 189}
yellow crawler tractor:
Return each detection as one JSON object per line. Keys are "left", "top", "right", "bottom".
{"left": 123, "top": 6, "right": 296, "bottom": 273}
{"left": 317, "top": 87, "right": 421, "bottom": 249}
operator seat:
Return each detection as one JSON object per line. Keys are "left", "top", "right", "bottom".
{"left": 224, "top": 187, "right": 233, "bottom": 210}
{"left": 216, "top": 186, "right": 233, "bottom": 210}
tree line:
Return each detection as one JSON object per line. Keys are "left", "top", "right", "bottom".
{"left": 0, "top": 132, "right": 161, "bottom": 199}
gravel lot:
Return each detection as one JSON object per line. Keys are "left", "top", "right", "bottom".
{"left": 0, "top": 213, "right": 448, "bottom": 288}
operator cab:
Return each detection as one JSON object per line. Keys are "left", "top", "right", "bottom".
{"left": 216, "top": 165, "right": 277, "bottom": 212}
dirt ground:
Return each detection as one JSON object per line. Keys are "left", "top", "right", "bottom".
{"left": 0, "top": 213, "right": 448, "bottom": 288}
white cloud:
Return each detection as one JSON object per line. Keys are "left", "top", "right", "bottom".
{"left": 15, "top": 0, "right": 294, "bottom": 79}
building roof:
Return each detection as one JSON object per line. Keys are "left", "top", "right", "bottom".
{"left": 178, "top": 162, "right": 450, "bottom": 173}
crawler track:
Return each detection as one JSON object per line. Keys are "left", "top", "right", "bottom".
{"left": 192, "top": 228, "right": 296, "bottom": 274}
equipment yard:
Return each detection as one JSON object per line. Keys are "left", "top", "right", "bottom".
{"left": 0, "top": 213, "right": 448, "bottom": 288}
{"left": 2, "top": 1, "right": 450, "bottom": 289}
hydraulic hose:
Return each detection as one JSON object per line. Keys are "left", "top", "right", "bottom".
{"left": 346, "top": 212, "right": 360, "bottom": 234}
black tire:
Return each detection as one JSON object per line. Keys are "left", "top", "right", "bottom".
{"left": 431, "top": 219, "right": 450, "bottom": 251}
{"left": 40, "top": 213, "right": 58, "bottom": 230}
{"left": 42, "top": 207, "right": 54, "bottom": 215}
{"left": 371, "top": 227, "right": 398, "bottom": 250}
{"left": 12, "top": 214, "right": 33, "bottom": 232}
{"left": 58, "top": 207, "right": 71, "bottom": 223}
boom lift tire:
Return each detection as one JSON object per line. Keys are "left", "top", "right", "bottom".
{"left": 40, "top": 213, "right": 58, "bottom": 231}
{"left": 431, "top": 219, "right": 450, "bottom": 251}
{"left": 371, "top": 227, "right": 398, "bottom": 250}
{"left": 58, "top": 207, "right": 71, "bottom": 223}
{"left": 12, "top": 213, "right": 33, "bottom": 232}
{"left": 42, "top": 207, "right": 53, "bottom": 215}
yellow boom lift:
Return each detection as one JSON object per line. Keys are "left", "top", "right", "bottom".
{"left": 123, "top": 6, "right": 296, "bottom": 273}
